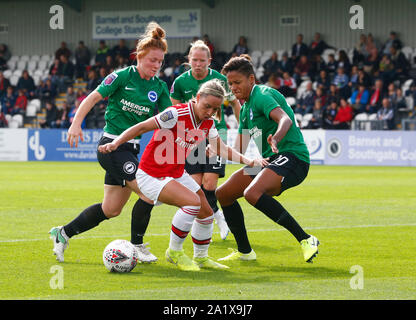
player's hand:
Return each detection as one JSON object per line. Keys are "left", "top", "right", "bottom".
{"left": 249, "top": 157, "right": 269, "bottom": 168}
{"left": 67, "top": 125, "right": 83, "bottom": 148}
{"left": 267, "top": 134, "right": 279, "bottom": 154}
{"left": 98, "top": 143, "right": 118, "bottom": 154}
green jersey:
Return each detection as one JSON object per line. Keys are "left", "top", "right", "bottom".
{"left": 170, "top": 68, "right": 235, "bottom": 141}
{"left": 238, "top": 85, "right": 310, "bottom": 163}
{"left": 96, "top": 66, "right": 171, "bottom": 139}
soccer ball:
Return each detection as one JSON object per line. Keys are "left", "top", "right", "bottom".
{"left": 103, "top": 239, "right": 138, "bottom": 273}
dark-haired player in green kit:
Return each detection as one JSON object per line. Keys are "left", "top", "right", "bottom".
{"left": 49, "top": 22, "right": 172, "bottom": 264}
{"left": 216, "top": 55, "right": 320, "bottom": 263}
{"left": 170, "top": 40, "right": 241, "bottom": 241}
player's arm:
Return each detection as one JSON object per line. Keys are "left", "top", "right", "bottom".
{"left": 67, "top": 90, "right": 103, "bottom": 148}
{"left": 98, "top": 117, "right": 158, "bottom": 153}
{"left": 267, "top": 107, "right": 293, "bottom": 153}
{"left": 228, "top": 98, "right": 241, "bottom": 122}
{"left": 208, "top": 135, "right": 268, "bottom": 168}
{"left": 170, "top": 97, "right": 181, "bottom": 105}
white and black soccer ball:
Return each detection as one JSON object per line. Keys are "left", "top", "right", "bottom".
{"left": 103, "top": 239, "right": 138, "bottom": 273}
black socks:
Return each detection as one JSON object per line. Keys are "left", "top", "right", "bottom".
{"left": 202, "top": 187, "right": 219, "bottom": 213}
{"left": 63, "top": 203, "right": 108, "bottom": 238}
{"left": 131, "top": 198, "right": 154, "bottom": 245}
{"left": 221, "top": 201, "right": 252, "bottom": 254}
{"left": 254, "top": 194, "right": 309, "bottom": 242}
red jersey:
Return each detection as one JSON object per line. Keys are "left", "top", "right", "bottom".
{"left": 139, "top": 103, "right": 219, "bottom": 178}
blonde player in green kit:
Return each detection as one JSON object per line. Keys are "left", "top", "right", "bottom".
{"left": 216, "top": 55, "right": 320, "bottom": 263}
{"left": 170, "top": 40, "right": 241, "bottom": 240}
{"left": 49, "top": 22, "right": 171, "bottom": 264}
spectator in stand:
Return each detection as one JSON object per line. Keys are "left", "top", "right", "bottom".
{"left": 115, "top": 54, "right": 128, "bottom": 69}
{"left": 0, "top": 109, "right": 8, "bottom": 127}
{"left": 265, "top": 73, "right": 279, "bottom": 90}
{"left": 389, "top": 44, "right": 410, "bottom": 79}
{"left": 65, "top": 86, "right": 77, "bottom": 108}
{"left": 39, "top": 78, "right": 57, "bottom": 103}
{"left": 76, "top": 88, "right": 87, "bottom": 104}
{"left": 332, "top": 67, "right": 350, "bottom": 99}
{"left": 74, "top": 41, "right": 91, "bottom": 79}
{"left": 57, "top": 54, "right": 75, "bottom": 93}
{"left": 326, "top": 53, "right": 338, "bottom": 80}
{"left": 316, "top": 69, "right": 331, "bottom": 92}
{"left": 1, "top": 86, "right": 15, "bottom": 114}
{"left": 232, "top": 36, "right": 249, "bottom": 56}
{"left": 309, "top": 32, "right": 332, "bottom": 58}
{"left": 294, "top": 55, "right": 311, "bottom": 83}
{"left": 378, "top": 54, "right": 395, "bottom": 86}
{"left": 367, "top": 79, "right": 385, "bottom": 114}
{"left": 95, "top": 40, "right": 110, "bottom": 67}
{"left": 39, "top": 101, "right": 57, "bottom": 128}
{"left": 86, "top": 69, "right": 99, "bottom": 94}
{"left": 97, "top": 66, "right": 108, "bottom": 83}
{"left": 350, "top": 84, "right": 370, "bottom": 114}
{"left": 51, "top": 102, "right": 71, "bottom": 129}
{"left": 326, "top": 83, "right": 340, "bottom": 106}
{"left": 322, "top": 100, "right": 339, "bottom": 129}
{"left": 158, "top": 69, "right": 172, "bottom": 91}
{"left": 348, "top": 65, "right": 359, "bottom": 90}
{"left": 55, "top": 41, "right": 71, "bottom": 60}
{"left": 332, "top": 97, "right": 353, "bottom": 129}
{"left": 357, "top": 67, "right": 372, "bottom": 88}
{"left": 103, "top": 55, "right": 116, "bottom": 73}
{"left": 261, "top": 51, "right": 279, "bottom": 83}
{"left": 112, "top": 39, "right": 130, "bottom": 61}
{"left": 353, "top": 34, "right": 368, "bottom": 64}
{"left": 291, "top": 34, "right": 308, "bottom": 63}
{"left": 315, "top": 87, "right": 327, "bottom": 108}
{"left": 16, "top": 70, "right": 36, "bottom": 98}
{"left": 279, "top": 71, "right": 297, "bottom": 97}
{"left": 203, "top": 34, "right": 215, "bottom": 57}
{"left": 129, "top": 39, "right": 140, "bottom": 64}
{"left": 377, "top": 98, "right": 395, "bottom": 129}
{"left": 0, "top": 44, "right": 11, "bottom": 70}
{"left": 0, "top": 71, "right": 11, "bottom": 99}
{"left": 307, "top": 98, "right": 324, "bottom": 129}
{"left": 310, "top": 54, "right": 326, "bottom": 81}
{"left": 49, "top": 58, "right": 60, "bottom": 85}
{"left": 68, "top": 99, "right": 85, "bottom": 128}
{"left": 382, "top": 31, "right": 403, "bottom": 56}
{"left": 391, "top": 87, "right": 407, "bottom": 113}
{"left": 337, "top": 50, "right": 351, "bottom": 75}
{"left": 10, "top": 89, "right": 27, "bottom": 116}
{"left": 278, "top": 52, "right": 294, "bottom": 75}
{"left": 365, "top": 33, "right": 380, "bottom": 55}
{"left": 295, "top": 81, "right": 316, "bottom": 115}
{"left": 363, "top": 47, "right": 380, "bottom": 75}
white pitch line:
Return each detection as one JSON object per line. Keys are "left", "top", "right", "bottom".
{"left": 1, "top": 223, "right": 415, "bottom": 243}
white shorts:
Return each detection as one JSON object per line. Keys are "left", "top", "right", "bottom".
{"left": 136, "top": 169, "right": 201, "bottom": 205}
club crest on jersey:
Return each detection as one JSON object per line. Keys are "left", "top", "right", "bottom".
{"left": 123, "top": 161, "right": 136, "bottom": 174}
{"left": 160, "top": 110, "right": 174, "bottom": 122}
{"left": 148, "top": 91, "right": 158, "bottom": 102}
{"left": 104, "top": 72, "right": 118, "bottom": 86}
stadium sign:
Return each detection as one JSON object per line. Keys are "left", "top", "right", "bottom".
{"left": 92, "top": 9, "right": 201, "bottom": 39}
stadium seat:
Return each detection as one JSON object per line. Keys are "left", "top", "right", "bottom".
{"left": 34, "top": 69, "right": 44, "bottom": 77}
{"left": 29, "top": 99, "right": 41, "bottom": 111}
{"left": 368, "top": 113, "right": 378, "bottom": 120}
{"left": 6, "top": 60, "right": 16, "bottom": 71}
{"left": 354, "top": 113, "right": 369, "bottom": 121}
{"left": 3, "top": 69, "right": 12, "bottom": 78}
{"left": 276, "top": 49, "right": 285, "bottom": 60}
{"left": 9, "top": 55, "right": 19, "bottom": 62}
{"left": 262, "top": 50, "right": 273, "bottom": 58}
{"left": 27, "top": 60, "right": 37, "bottom": 72}
{"left": 5, "top": 114, "right": 12, "bottom": 123}
{"left": 295, "top": 113, "right": 303, "bottom": 123}
{"left": 12, "top": 114, "right": 23, "bottom": 127}
{"left": 402, "top": 96, "right": 414, "bottom": 111}
{"left": 37, "top": 60, "right": 48, "bottom": 71}
{"left": 40, "top": 54, "right": 51, "bottom": 61}
{"left": 303, "top": 113, "right": 313, "bottom": 122}
{"left": 12, "top": 69, "right": 22, "bottom": 77}
{"left": 8, "top": 120, "right": 19, "bottom": 128}
{"left": 16, "top": 60, "right": 27, "bottom": 71}
{"left": 26, "top": 104, "right": 37, "bottom": 117}
{"left": 9, "top": 75, "right": 19, "bottom": 86}
{"left": 20, "top": 55, "right": 30, "bottom": 62}
{"left": 401, "top": 46, "right": 413, "bottom": 61}
{"left": 30, "top": 55, "right": 40, "bottom": 62}
{"left": 163, "top": 67, "right": 173, "bottom": 77}
{"left": 401, "top": 78, "right": 413, "bottom": 94}
{"left": 286, "top": 97, "right": 296, "bottom": 107}
{"left": 250, "top": 50, "right": 262, "bottom": 58}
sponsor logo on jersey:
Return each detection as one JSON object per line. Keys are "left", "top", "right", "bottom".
{"left": 148, "top": 91, "right": 158, "bottom": 102}
{"left": 160, "top": 110, "right": 174, "bottom": 122}
{"left": 123, "top": 161, "right": 136, "bottom": 174}
{"left": 104, "top": 72, "right": 118, "bottom": 86}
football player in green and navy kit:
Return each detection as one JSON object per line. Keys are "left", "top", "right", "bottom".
{"left": 49, "top": 22, "right": 171, "bottom": 264}
{"left": 216, "top": 55, "right": 320, "bottom": 263}
{"left": 170, "top": 40, "right": 241, "bottom": 240}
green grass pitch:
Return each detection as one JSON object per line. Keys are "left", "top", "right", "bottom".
{"left": 0, "top": 162, "right": 415, "bottom": 300}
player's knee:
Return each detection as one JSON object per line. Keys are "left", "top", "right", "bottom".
{"left": 102, "top": 205, "right": 123, "bottom": 218}
{"left": 243, "top": 185, "right": 262, "bottom": 206}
